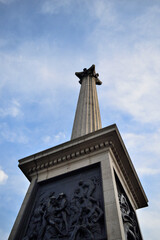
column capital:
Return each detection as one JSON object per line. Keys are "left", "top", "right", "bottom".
{"left": 75, "top": 64, "right": 102, "bottom": 85}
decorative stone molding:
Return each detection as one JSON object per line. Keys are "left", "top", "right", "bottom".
{"left": 26, "top": 139, "right": 140, "bottom": 208}
{"left": 19, "top": 124, "right": 148, "bottom": 209}
{"left": 27, "top": 140, "right": 110, "bottom": 175}
{"left": 109, "top": 141, "right": 141, "bottom": 208}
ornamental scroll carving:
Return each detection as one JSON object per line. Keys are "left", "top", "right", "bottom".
{"left": 23, "top": 165, "right": 106, "bottom": 240}
{"left": 116, "top": 176, "right": 142, "bottom": 240}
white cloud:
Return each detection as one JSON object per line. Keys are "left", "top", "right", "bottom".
{"left": 43, "top": 135, "right": 52, "bottom": 144}
{"left": 137, "top": 202, "right": 160, "bottom": 240}
{"left": 0, "top": 99, "right": 21, "bottom": 118}
{"left": 42, "top": 132, "right": 66, "bottom": 146}
{"left": 81, "top": 2, "right": 160, "bottom": 125}
{"left": 98, "top": 42, "right": 160, "bottom": 124}
{"left": 0, "top": 0, "right": 15, "bottom": 4}
{"left": 0, "top": 42, "right": 78, "bottom": 102}
{"left": 8, "top": 174, "right": 29, "bottom": 196}
{"left": 54, "top": 132, "right": 66, "bottom": 141}
{"left": 41, "top": 0, "right": 72, "bottom": 14}
{"left": 121, "top": 130, "right": 160, "bottom": 173}
{"left": 122, "top": 130, "right": 160, "bottom": 156}
{"left": 0, "top": 123, "right": 28, "bottom": 144}
{"left": 132, "top": 5, "right": 160, "bottom": 38}
{"left": 0, "top": 168, "right": 8, "bottom": 185}
{"left": 137, "top": 167, "right": 160, "bottom": 176}
{"left": 89, "top": 0, "right": 117, "bottom": 27}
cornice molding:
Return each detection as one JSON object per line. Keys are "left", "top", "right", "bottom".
{"left": 109, "top": 141, "right": 141, "bottom": 208}
{"left": 27, "top": 141, "right": 111, "bottom": 176}
{"left": 18, "top": 124, "right": 148, "bottom": 209}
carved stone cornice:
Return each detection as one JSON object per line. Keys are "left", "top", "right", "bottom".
{"left": 109, "top": 141, "right": 141, "bottom": 209}
{"left": 27, "top": 141, "right": 110, "bottom": 175}
{"left": 18, "top": 124, "right": 148, "bottom": 209}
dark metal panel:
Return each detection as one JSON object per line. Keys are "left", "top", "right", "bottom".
{"left": 115, "top": 173, "right": 143, "bottom": 240}
{"left": 21, "top": 163, "right": 107, "bottom": 240}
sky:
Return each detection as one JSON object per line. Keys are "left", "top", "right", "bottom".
{"left": 0, "top": 0, "right": 160, "bottom": 239}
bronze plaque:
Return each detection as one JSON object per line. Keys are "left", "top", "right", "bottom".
{"left": 115, "top": 174, "right": 142, "bottom": 240}
{"left": 23, "top": 163, "right": 107, "bottom": 240}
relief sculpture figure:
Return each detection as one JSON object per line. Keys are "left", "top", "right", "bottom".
{"left": 22, "top": 200, "right": 45, "bottom": 240}
{"left": 23, "top": 177, "right": 104, "bottom": 240}
{"left": 119, "top": 193, "right": 141, "bottom": 240}
{"left": 57, "top": 193, "right": 69, "bottom": 233}
{"left": 43, "top": 195, "right": 65, "bottom": 239}
{"left": 69, "top": 179, "right": 103, "bottom": 240}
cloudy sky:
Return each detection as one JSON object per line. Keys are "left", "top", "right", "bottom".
{"left": 0, "top": 0, "right": 160, "bottom": 239}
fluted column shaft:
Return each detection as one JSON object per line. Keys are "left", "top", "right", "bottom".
{"left": 71, "top": 65, "right": 102, "bottom": 139}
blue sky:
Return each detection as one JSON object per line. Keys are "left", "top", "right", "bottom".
{"left": 0, "top": 0, "right": 160, "bottom": 239}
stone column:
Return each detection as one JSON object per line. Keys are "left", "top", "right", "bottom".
{"left": 71, "top": 65, "right": 102, "bottom": 139}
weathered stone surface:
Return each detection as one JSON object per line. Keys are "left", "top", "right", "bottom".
{"left": 71, "top": 65, "right": 102, "bottom": 139}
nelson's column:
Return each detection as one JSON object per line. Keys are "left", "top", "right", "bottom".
{"left": 9, "top": 65, "right": 148, "bottom": 240}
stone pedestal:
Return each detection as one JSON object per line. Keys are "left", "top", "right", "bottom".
{"left": 9, "top": 124, "right": 148, "bottom": 240}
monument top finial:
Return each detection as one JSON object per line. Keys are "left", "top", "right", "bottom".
{"left": 75, "top": 64, "right": 102, "bottom": 85}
